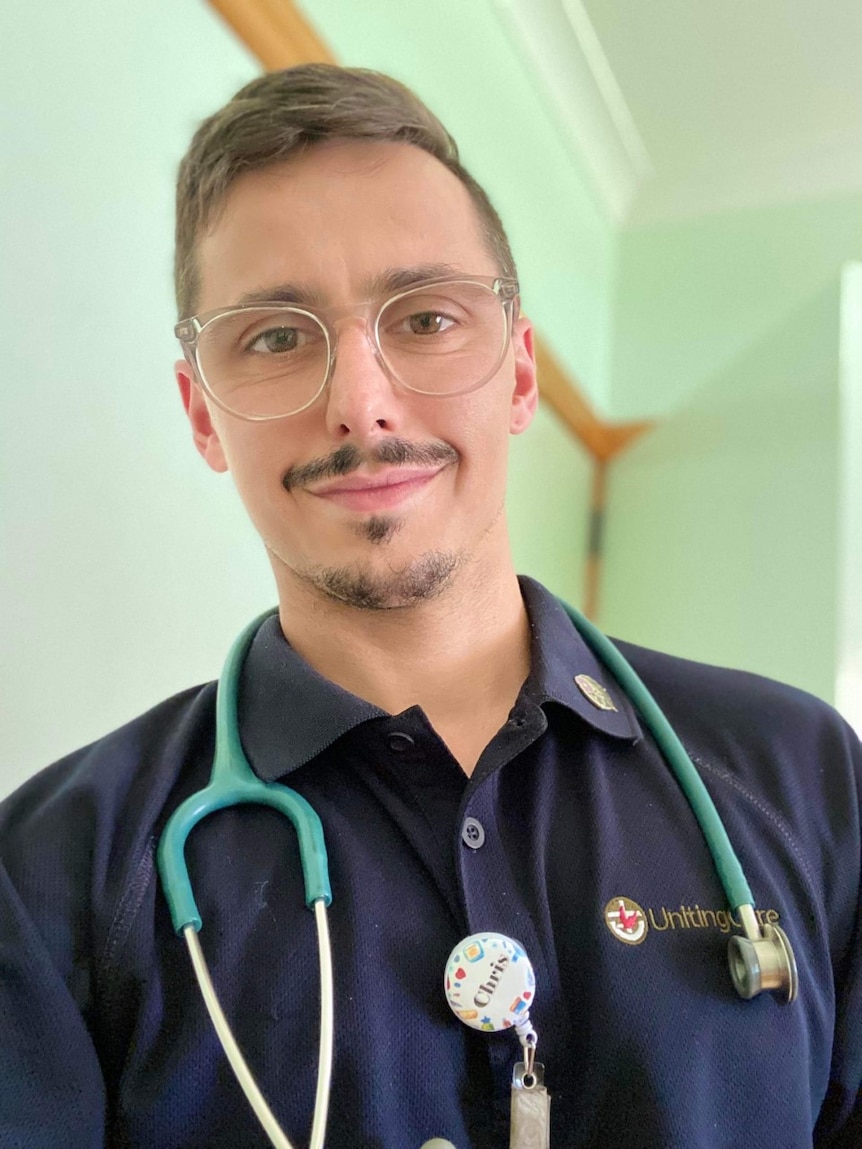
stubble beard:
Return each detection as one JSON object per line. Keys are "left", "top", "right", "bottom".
{"left": 274, "top": 511, "right": 463, "bottom": 611}
{"left": 306, "top": 548, "right": 463, "bottom": 610}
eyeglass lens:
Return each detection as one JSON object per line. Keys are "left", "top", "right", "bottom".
{"left": 195, "top": 281, "right": 509, "bottom": 418}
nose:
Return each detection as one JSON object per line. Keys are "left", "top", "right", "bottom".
{"left": 322, "top": 318, "right": 404, "bottom": 442}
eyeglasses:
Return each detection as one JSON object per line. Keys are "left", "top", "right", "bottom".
{"left": 175, "top": 275, "right": 520, "bottom": 421}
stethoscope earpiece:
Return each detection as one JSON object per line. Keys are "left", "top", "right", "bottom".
{"left": 728, "top": 917, "right": 798, "bottom": 1004}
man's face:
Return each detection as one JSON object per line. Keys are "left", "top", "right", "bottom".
{"left": 177, "top": 139, "right": 537, "bottom": 610}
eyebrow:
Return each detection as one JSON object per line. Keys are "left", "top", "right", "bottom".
{"left": 368, "top": 263, "right": 462, "bottom": 295}
{"left": 234, "top": 263, "right": 463, "bottom": 309}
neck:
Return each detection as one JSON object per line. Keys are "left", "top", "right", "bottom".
{"left": 274, "top": 557, "right": 531, "bottom": 775}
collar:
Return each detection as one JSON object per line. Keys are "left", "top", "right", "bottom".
{"left": 239, "top": 576, "right": 641, "bottom": 782}
{"left": 517, "top": 576, "right": 641, "bottom": 742}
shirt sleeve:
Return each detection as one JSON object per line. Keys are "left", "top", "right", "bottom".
{"left": 814, "top": 894, "right": 862, "bottom": 1146}
{"left": 814, "top": 721, "right": 862, "bottom": 1147}
{"left": 0, "top": 860, "right": 106, "bottom": 1147}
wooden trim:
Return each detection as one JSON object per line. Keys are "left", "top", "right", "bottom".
{"left": 205, "top": 0, "right": 653, "bottom": 466}
{"left": 583, "top": 459, "right": 607, "bottom": 620}
{"left": 209, "top": 0, "right": 333, "bottom": 68}
{"left": 534, "top": 338, "right": 651, "bottom": 462}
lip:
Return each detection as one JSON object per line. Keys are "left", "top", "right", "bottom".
{"left": 309, "top": 466, "right": 445, "bottom": 512}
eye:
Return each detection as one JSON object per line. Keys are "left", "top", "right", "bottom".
{"left": 247, "top": 326, "right": 302, "bottom": 354}
{"left": 404, "top": 311, "right": 455, "bottom": 336}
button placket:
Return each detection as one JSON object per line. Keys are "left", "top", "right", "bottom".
{"left": 455, "top": 771, "right": 565, "bottom": 1101}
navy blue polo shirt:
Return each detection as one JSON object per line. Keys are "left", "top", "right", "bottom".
{"left": 1, "top": 578, "right": 860, "bottom": 1148}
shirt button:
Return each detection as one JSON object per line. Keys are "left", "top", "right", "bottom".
{"left": 461, "top": 817, "right": 485, "bottom": 849}
{"left": 387, "top": 732, "right": 415, "bottom": 753}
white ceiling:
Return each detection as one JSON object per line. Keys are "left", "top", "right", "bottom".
{"left": 494, "top": 0, "right": 862, "bottom": 225}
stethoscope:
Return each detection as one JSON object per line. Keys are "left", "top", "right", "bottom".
{"left": 156, "top": 600, "right": 798, "bottom": 1149}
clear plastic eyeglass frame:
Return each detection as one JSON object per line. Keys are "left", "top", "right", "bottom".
{"left": 174, "top": 275, "right": 520, "bottom": 421}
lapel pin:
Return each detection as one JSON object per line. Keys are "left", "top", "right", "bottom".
{"left": 574, "top": 674, "right": 618, "bottom": 712}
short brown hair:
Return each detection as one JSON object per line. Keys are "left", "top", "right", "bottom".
{"left": 174, "top": 63, "right": 516, "bottom": 318}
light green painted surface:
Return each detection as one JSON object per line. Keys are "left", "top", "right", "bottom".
{"left": 838, "top": 264, "right": 862, "bottom": 733}
{"left": 508, "top": 404, "right": 593, "bottom": 607}
{"left": 1, "top": 1, "right": 265, "bottom": 795}
{"left": 611, "top": 194, "right": 862, "bottom": 418}
{"left": 602, "top": 282, "right": 840, "bottom": 702}
{"left": 297, "top": 0, "right": 618, "bottom": 413}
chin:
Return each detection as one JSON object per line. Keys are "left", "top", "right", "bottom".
{"left": 297, "top": 549, "right": 464, "bottom": 611}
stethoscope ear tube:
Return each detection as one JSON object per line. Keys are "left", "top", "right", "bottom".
{"left": 559, "top": 600, "right": 798, "bottom": 1003}
{"left": 157, "top": 777, "right": 333, "bottom": 934}
{"left": 156, "top": 610, "right": 336, "bottom": 1148}
{"left": 156, "top": 609, "right": 332, "bottom": 935}
{"left": 179, "top": 898, "right": 334, "bottom": 1149}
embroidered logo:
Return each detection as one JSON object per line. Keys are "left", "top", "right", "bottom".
{"left": 604, "top": 896, "right": 648, "bottom": 945}
{"left": 603, "top": 898, "right": 783, "bottom": 946}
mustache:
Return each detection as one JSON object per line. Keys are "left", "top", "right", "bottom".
{"left": 281, "top": 438, "right": 459, "bottom": 492}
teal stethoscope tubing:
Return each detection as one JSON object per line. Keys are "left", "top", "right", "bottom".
{"left": 156, "top": 600, "right": 764, "bottom": 1149}
{"left": 158, "top": 608, "right": 332, "bottom": 1149}
{"left": 159, "top": 608, "right": 331, "bottom": 930}
{"left": 559, "top": 602, "right": 754, "bottom": 910}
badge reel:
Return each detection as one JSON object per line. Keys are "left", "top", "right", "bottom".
{"left": 435, "top": 932, "right": 551, "bottom": 1149}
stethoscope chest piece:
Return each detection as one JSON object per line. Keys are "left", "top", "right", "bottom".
{"left": 728, "top": 919, "right": 799, "bottom": 1003}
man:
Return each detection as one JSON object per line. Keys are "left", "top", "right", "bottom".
{"left": 1, "top": 64, "right": 859, "bottom": 1149}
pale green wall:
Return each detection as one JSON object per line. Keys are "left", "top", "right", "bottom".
{"left": 602, "top": 281, "right": 841, "bottom": 702}
{"left": 838, "top": 264, "right": 862, "bottom": 730}
{"left": 1, "top": 2, "right": 264, "bottom": 796}
{"left": 599, "top": 195, "right": 862, "bottom": 709}
{"left": 611, "top": 194, "right": 862, "bottom": 418}
{"left": 508, "top": 405, "right": 593, "bottom": 606}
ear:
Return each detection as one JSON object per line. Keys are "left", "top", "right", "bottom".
{"left": 175, "top": 359, "right": 229, "bottom": 473}
{"left": 509, "top": 316, "right": 539, "bottom": 435}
